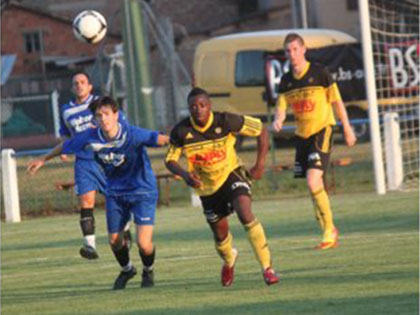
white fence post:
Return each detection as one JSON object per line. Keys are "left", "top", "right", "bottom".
{"left": 384, "top": 113, "right": 403, "bottom": 190}
{"left": 2, "top": 149, "right": 21, "bottom": 222}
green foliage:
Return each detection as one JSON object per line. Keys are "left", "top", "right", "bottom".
{"left": 1, "top": 191, "right": 418, "bottom": 315}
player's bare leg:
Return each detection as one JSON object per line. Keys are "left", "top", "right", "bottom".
{"left": 79, "top": 190, "right": 98, "bottom": 259}
{"left": 137, "top": 225, "right": 155, "bottom": 288}
{"left": 210, "top": 217, "right": 238, "bottom": 286}
{"left": 233, "top": 195, "right": 279, "bottom": 285}
{"left": 110, "top": 231, "right": 137, "bottom": 290}
{"left": 307, "top": 168, "right": 338, "bottom": 249}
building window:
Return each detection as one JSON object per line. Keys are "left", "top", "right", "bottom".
{"left": 346, "top": 0, "right": 358, "bottom": 11}
{"left": 235, "top": 50, "right": 265, "bottom": 86}
{"left": 23, "top": 31, "right": 43, "bottom": 53}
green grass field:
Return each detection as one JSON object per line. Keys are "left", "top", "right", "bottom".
{"left": 1, "top": 190, "right": 418, "bottom": 315}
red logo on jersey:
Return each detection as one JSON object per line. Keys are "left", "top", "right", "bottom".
{"left": 292, "top": 100, "right": 315, "bottom": 113}
{"left": 189, "top": 149, "right": 227, "bottom": 166}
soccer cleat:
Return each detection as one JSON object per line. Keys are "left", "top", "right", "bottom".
{"left": 315, "top": 227, "right": 339, "bottom": 250}
{"left": 79, "top": 245, "right": 99, "bottom": 260}
{"left": 263, "top": 267, "right": 279, "bottom": 286}
{"left": 141, "top": 269, "right": 154, "bottom": 288}
{"left": 113, "top": 267, "right": 137, "bottom": 290}
{"left": 123, "top": 229, "right": 133, "bottom": 250}
{"left": 221, "top": 248, "right": 238, "bottom": 287}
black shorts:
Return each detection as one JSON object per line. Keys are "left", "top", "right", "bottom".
{"left": 200, "top": 166, "right": 252, "bottom": 223}
{"left": 294, "top": 126, "right": 333, "bottom": 178}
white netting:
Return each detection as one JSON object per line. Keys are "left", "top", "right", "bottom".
{"left": 369, "top": 0, "right": 419, "bottom": 190}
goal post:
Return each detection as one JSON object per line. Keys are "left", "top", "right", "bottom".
{"left": 359, "top": 0, "right": 386, "bottom": 195}
{"left": 359, "top": 0, "right": 419, "bottom": 192}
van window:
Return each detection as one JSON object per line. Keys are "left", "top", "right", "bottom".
{"left": 235, "top": 51, "right": 265, "bottom": 86}
{"left": 200, "top": 52, "right": 229, "bottom": 87}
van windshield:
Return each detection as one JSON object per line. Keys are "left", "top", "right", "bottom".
{"left": 235, "top": 51, "right": 265, "bottom": 86}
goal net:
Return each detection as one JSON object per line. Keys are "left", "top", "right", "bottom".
{"left": 368, "top": 0, "right": 419, "bottom": 190}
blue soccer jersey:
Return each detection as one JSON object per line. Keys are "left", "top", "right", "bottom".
{"left": 61, "top": 123, "right": 159, "bottom": 196}
{"left": 59, "top": 94, "right": 98, "bottom": 160}
{"left": 59, "top": 94, "right": 128, "bottom": 160}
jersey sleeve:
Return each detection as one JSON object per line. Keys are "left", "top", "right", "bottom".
{"left": 276, "top": 78, "right": 289, "bottom": 111}
{"left": 323, "top": 67, "right": 343, "bottom": 104}
{"left": 238, "top": 115, "right": 262, "bottom": 137}
{"left": 59, "top": 111, "right": 71, "bottom": 137}
{"left": 62, "top": 132, "right": 89, "bottom": 154}
{"left": 224, "top": 112, "right": 262, "bottom": 137}
{"left": 132, "top": 126, "right": 159, "bottom": 147}
{"left": 165, "top": 128, "right": 183, "bottom": 163}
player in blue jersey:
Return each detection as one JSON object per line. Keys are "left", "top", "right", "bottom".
{"left": 28, "top": 96, "right": 169, "bottom": 290}
{"left": 58, "top": 72, "right": 131, "bottom": 260}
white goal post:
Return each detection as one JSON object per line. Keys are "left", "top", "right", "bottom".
{"left": 359, "top": 0, "right": 419, "bottom": 193}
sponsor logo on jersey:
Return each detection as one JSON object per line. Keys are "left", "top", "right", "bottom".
{"left": 98, "top": 152, "right": 126, "bottom": 166}
{"left": 140, "top": 217, "right": 151, "bottom": 221}
{"left": 185, "top": 132, "right": 194, "bottom": 139}
{"left": 215, "top": 127, "right": 222, "bottom": 134}
{"left": 189, "top": 149, "right": 227, "bottom": 166}
{"left": 69, "top": 115, "right": 94, "bottom": 133}
{"left": 291, "top": 99, "right": 315, "bottom": 113}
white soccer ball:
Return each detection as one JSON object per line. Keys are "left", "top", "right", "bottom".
{"left": 73, "top": 10, "right": 107, "bottom": 44}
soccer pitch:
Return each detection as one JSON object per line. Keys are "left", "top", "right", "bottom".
{"left": 1, "top": 191, "right": 418, "bottom": 315}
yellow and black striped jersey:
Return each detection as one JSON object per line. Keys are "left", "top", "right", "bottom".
{"left": 277, "top": 62, "right": 341, "bottom": 139}
{"left": 165, "top": 111, "right": 262, "bottom": 196}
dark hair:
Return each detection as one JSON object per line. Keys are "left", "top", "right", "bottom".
{"left": 72, "top": 71, "right": 91, "bottom": 83}
{"left": 89, "top": 96, "right": 120, "bottom": 113}
{"left": 187, "top": 87, "right": 209, "bottom": 102}
{"left": 284, "top": 33, "right": 305, "bottom": 47}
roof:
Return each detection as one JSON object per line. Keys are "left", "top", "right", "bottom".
{"left": 198, "top": 29, "right": 357, "bottom": 51}
{"left": 1, "top": 54, "right": 16, "bottom": 85}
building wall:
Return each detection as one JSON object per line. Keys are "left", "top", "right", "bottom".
{"left": 310, "top": 0, "right": 360, "bottom": 39}
{"left": 1, "top": 5, "right": 118, "bottom": 77}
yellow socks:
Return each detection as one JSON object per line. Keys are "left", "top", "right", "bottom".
{"left": 311, "top": 188, "right": 335, "bottom": 239}
{"left": 215, "top": 233, "right": 236, "bottom": 267}
{"left": 245, "top": 219, "right": 271, "bottom": 270}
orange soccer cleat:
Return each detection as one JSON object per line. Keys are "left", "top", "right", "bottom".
{"left": 221, "top": 248, "right": 238, "bottom": 287}
{"left": 315, "top": 227, "right": 339, "bottom": 250}
{"left": 263, "top": 267, "right": 279, "bottom": 285}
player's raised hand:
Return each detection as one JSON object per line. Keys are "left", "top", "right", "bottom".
{"left": 183, "top": 172, "right": 203, "bottom": 188}
{"left": 249, "top": 165, "right": 264, "bottom": 180}
{"left": 26, "top": 159, "right": 45, "bottom": 176}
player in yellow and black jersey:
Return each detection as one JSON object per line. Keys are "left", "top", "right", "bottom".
{"left": 165, "top": 87, "right": 279, "bottom": 286}
{"left": 273, "top": 33, "right": 356, "bottom": 250}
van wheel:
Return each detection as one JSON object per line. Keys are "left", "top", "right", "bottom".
{"left": 347, "top": 107, "right": 370, "bottom": 142}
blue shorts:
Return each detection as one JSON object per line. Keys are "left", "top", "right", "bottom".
{"left": 105, "top": 192, "right": 158, "bottom": 234}
{"left": 74, "top": 158, "right": 107, "bottom": 196}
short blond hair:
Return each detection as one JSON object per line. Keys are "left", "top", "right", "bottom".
{"left": 284, "top": 33, "right": 305, "bottom": 47}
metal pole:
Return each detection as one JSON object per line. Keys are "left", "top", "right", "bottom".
{"left": 122, "top": 0, "right": 140, "bottom": 125}
{"left": 358, "top": 0, "right": 386, "bottom": 194}
{"left": 130, "top": 0, "right": 155, "bottom": 129}
{"left": 299, "top": 0, "right": 308, "bottom": 28}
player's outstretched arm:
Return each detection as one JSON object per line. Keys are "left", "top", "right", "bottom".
{"left": 27, "top": 142, "right": 64, "bottom": 176}
{"left": 165, "top": 160, "right": 202, "bottom": 189}
{"left": 249, "top": 126, "right": 269, "bottom": 180}
{"left": 156, "top": 134, "right": 170, "bottom": 146}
